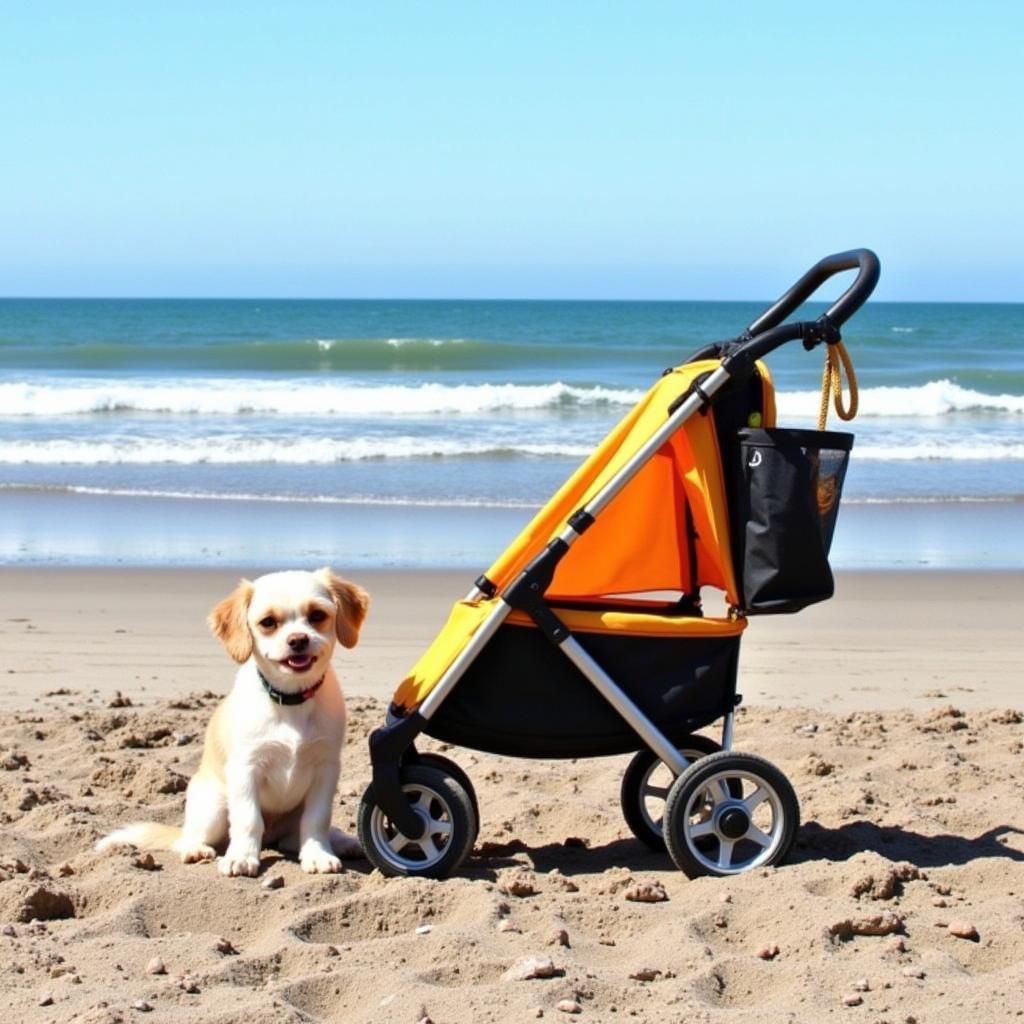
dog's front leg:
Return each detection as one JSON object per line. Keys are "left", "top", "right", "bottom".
{"left": 219, "top": 759, "right": 263, "bottom": 877}
{"left": 298, "top": 760, "right": 342, "bottom": 874}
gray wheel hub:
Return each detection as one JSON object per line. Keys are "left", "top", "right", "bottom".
{"left": 680, "top": 769, "right": 786, "bottom": 874}
{"left": 368, "top": 783, "right": 454, "bottom": 872}
{"left": 715, "top": 805, "right": 750, "bottom": 840}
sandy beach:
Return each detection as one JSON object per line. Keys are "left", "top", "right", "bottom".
{"left": 2, "top": 567, "right": 1023, "bottom": 1023}
{"left": 1, "top": 567, "right": 1020, "bottom": 712}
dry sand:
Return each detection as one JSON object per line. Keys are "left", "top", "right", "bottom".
{"left": 1, "top": 568, "right": 1023, "bottom": 1022}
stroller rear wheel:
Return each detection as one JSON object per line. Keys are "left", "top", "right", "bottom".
{"left": 358, "top": 763, "right": 478, "bottom": 879}
{"left": 620, "top": 734, "right": 731, "bottom": 851}
{"left": 663, "top": 751, "right": 799, "bottom": 878}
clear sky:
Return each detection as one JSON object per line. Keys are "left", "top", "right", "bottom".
{"left": 1, "top": 2, "right": 1021, "bottom": 300}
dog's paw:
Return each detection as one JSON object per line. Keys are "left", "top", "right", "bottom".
{"left": 300, "top": 841, "right": 342, "bottom": 874}
{"left": 329, "top": 827, "right": 363, "bottom": 859}
{"left": 218, "top": 850, "right": 261, "bottom": 877}
{"left": 177, "top": 841, "right": 216, "bottom": 864}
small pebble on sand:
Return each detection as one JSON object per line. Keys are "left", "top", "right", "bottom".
{"left": 629, "top": 967, "right": 662, "bottom": 981}
{"left": 902, "top": 966, "right": 926, "bottom": 979}
{"left": 132, "top": 999, "right": 153, "bottom": 1012}
{"left": 546, "top": 928, "right": 570, "bottom": 947}
{"left": 842, "top": 993, "right": 863, "bottom": 1007}
{"left": 623, "top": 881, "right": 668, "bottom": 903}
{"left": 947, "top": 920, "right": 979, "bottom": 941}
{"left": 261, "top": 875, "right": 284, "bottom": 890}
{"left": 852, "top": 978, "right": 870, "bottom": 992}
{"left": 497, "top": 869, "right": 539, "bottom": 898}
{"left": 757, "top": 945, "right": 780, "bottom": 961}
{"left": 145, "top": 956, "right": 166, "bottom": 976}
{"left": 556, "top": 999, "right": 582, "bottom": 1014}
{"left": 501, "top": 956, "right": 558, "bottom": 982}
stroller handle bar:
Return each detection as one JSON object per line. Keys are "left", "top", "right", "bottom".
{"left": 721, "top": 248, "right": 880, "bottom": 376}
{"left": 747, "top": 248, "right": 880, "bottom": 336}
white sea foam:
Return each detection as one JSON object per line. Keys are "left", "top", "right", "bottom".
{"left": 0, "top": 436, "right": 595, "bottom": 465}
{"left": 854, "top": 441, "right": 1024, "bottom": 461}
{"left": 4, "top": 483, "right": 1018, "bottom": 509}
{"left": 777, "top": 379, "right": 1024, "bottom": 418}
{"left": 0, "top": 433, "right": 1020, "bottom": 465}
{"left": 1, "top": 376, "right": 1020, "bottom": 419}
{"left": 385, "top": 337, "right": 461, "bottom": 348}
{"left": 0, "top": 378, "right": 642, "bottom": 417}
{"left": 0, "top": 483, "right": 541, "bottom": 509}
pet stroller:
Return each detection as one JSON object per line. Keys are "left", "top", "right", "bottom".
{"left": 357, "top": 249, "right": 880, "bottom": 880}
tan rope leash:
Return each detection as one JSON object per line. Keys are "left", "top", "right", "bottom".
{"left": 817, "top": 339, "right": 858, "bottom": 430}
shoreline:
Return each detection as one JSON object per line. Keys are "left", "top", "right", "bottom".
{"left": 2, "top": 566, "right": 1021, "bottom": 714}
{"left": 3, "top": 490, "right": 1024, "bottom": 569}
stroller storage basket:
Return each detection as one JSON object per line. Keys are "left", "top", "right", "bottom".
{"left": 735, "top": 427, "right": 853, "bottom": 614}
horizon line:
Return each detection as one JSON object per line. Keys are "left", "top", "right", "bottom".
{"left": 1, "top": 294, "right": 1021, "bottom": 305}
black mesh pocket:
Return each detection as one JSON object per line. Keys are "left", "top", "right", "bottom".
{"left": 735, "top": 428, "right": 853, "bottom": 614}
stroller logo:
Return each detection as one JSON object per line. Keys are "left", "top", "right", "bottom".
{"left": 748, "top": 450, "right": 763, "bottom": 468}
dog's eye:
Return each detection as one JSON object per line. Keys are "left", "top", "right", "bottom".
{"left": 308, "top": 609, "right": 328, "bottom": 625}
{"left": 258, "top": 616, "right": 276, "bottom": 629}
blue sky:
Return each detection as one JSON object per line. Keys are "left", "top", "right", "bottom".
{"left": 1, "top": 2, "right": 1021, "bottom": 300}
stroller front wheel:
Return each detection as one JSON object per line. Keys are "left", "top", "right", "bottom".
{"left": 410, "top": 751, "right": 479, "bottom": 820}
{"left": 358, "top": 763, "right": 478, "bottom": 879}
{"left": 620, "top": 734, "right": 729, "bottom": 852}
{"left": 663, "top": 751, "right": 799, "bottom": 878}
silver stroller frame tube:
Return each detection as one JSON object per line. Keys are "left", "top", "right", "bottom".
{"left": 423, "top": 364, "right": 736, "bottom": 776}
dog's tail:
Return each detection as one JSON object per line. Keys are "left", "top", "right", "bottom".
{"left": 95, "top": 823, "right": 182, "bottom": 853}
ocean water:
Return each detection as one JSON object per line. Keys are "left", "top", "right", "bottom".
{"left": 0, "top": 298, "right": 1021, "bottom": 568}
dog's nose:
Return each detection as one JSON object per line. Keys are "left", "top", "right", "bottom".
{"left": 287, "top": 633, "right": 310, "bottom": 652}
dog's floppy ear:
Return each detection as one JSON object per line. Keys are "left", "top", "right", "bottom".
{"left": 316, "top": 568, "right": 370, "bottom": 649}
{"left": 208, "top": 579, "right": 255, "bottom": 663}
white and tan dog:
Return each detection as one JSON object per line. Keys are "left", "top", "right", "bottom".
{"left": 97, "top": 568, "right": 369, "bottom": 876}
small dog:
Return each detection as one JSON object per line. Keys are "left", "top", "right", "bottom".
{"left": 96, "top": 567, "right": 369, "bottom": 876}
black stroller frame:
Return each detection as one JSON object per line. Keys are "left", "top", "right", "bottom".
{"left": 359, "top": 250, "right": 881, "bottom": 880}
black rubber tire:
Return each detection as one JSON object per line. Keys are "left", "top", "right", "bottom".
{"left": 357, "top": 763, "right": 478, "bottom": 880}
{"left": 411, "top": 752, "right": 479, "bottom": 820}
{"left": 663, "top": 751, "right": 800, "bottom": 879}
{"left": 620, "top": 734, "right": 726, "bottom": 851}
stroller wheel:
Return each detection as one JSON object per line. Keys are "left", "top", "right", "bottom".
{"left": 358, "top": 763, "right": 478, "bottom": 879}
{"left": 620, "top": 734, "right": 731, "bottom": 851}
{"left": 663, "top": 751, "right": 799, "bottom": 878}
{"left": 411, "top": 752, "right": 479, "bottom": 820}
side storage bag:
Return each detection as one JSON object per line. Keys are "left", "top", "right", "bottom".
{"left": 735, "top": 428, "right": 853, "bottom": 613}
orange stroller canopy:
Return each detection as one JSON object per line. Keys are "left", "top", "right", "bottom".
{"left": 485, "top": 358, "right": 775, "bottom": 604}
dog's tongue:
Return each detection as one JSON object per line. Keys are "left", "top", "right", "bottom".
{"left": 286, "top": 655, "right": 314, "bottom": 671}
